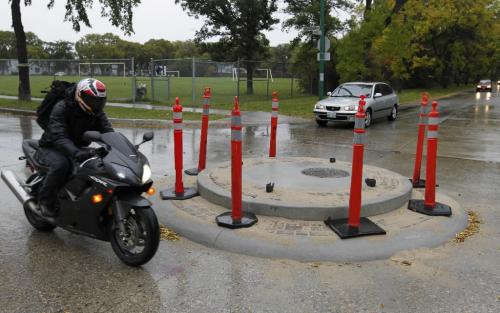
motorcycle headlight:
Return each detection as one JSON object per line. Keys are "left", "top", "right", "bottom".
{"left": 142, "top": 164, "right": 151, "bottom": 184}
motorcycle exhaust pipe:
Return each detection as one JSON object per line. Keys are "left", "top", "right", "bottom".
{"left": 1, "top": 170, "right": 31, "bottom": 204}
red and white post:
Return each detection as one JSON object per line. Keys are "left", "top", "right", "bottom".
{"left": 411, "top": 93, "right": 429, "bottom": 188}
{"left": 324, "top": 95, "right": 386, "bottom": 238}
{"left": 185, "top": 87, "right": 211, "bottom": 176}
{"left": 160, "top": 97, "right": 199, "bottom": 200}
{"left": 408, "top": 101, "right": 452, "bottom": 216}
{"left": 216, "top": 96, "right": 258, "bottom": 229}
{"left": 269, "top": 91, "right": 279, "bottom": 157}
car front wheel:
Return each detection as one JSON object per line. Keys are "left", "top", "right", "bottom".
{"left": 364, "top": 109, "right": 372, "bottom": 128}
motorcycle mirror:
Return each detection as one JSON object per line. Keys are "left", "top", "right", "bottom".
{"left": 83, "top": 131, "right": 101, "bottom": 142}
{"left": 143, "top": 132, "right": 154, "bottom": 142}
{"left": 135, "top": 132, "right": 154, "bottom": 149}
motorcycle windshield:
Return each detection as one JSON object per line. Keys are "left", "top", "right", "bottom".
{"left": 100, "top": 132, "right": 137, "bottom": 156}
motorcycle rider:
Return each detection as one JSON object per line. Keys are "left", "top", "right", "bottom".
{"left": 37, "top": 78, "right": 114, "bottom": 217}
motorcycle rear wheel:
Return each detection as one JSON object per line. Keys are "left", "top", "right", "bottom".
{"left": 109, "top": 207, "right": 160, "bottom": 266}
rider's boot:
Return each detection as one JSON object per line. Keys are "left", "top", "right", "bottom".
{"left": 39, "top": 201, "right": 57, "bottom": 218}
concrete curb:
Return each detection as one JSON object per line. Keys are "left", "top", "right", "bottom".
{"left": 197, "top": 158, "right": 413, "bottom": 221}
{"left": 153, "top": 186, "right": 468, "bottom": 262}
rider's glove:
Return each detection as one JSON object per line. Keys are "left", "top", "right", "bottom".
{"left": 74, "top": 150, "right": 95, "bottom": 162}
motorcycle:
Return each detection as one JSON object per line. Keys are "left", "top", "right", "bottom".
{"left": 1, "top": 131, "right": 160, "bottom": 266}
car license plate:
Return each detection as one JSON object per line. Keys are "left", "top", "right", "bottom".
{"left": 327, "top": 111, "right": 336, "bottom": 118}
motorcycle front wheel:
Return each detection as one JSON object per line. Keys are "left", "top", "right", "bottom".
{"left": 108, "top": 207, "right": 160, "bottom": 266}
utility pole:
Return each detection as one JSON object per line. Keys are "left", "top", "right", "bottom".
{"left": 318, "top": 0, "right": 325, "bottom": 100}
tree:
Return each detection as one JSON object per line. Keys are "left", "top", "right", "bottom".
{"left": 175, "top": 0, "right": 279, "bottom": 94}
{"left": 9, "top": 0, "right": 141, "bottom": 100}
{"left": 44, "top": 41, "right": 74, "bottom": 59}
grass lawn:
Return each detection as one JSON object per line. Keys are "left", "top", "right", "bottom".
{"left": 0, "top": 75, "right": 473, "bottom": 118}
{"left": 0, "top": 98, "right": 224, "bottom": 121}
{"left": 0, "top": 75, "right": 303, "bottom": 105}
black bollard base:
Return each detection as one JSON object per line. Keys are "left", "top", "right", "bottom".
{"left": 184, "top": 168, "right": 200, "bottom": 176}
{"left": 409, "top": 178, "right": 426, "bottom": 188}
{"left": 324, "top": 217, "right": 386, "bottom": 239}
{"left": 408, "top": 199, "right": 452, "bottom": 217}
{"left": 160, "top": 187, "right": 199, "bottom": 200}
{"left": 216, "top": 212, "right": 258, "bottom": 229}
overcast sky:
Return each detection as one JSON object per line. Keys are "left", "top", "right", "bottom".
{"left": 0, "top": 0, "right": 298, "bottom": 45}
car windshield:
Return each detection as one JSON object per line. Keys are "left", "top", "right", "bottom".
{"left": 479, "top": 80, "right": 490, "bottom": 84}
{"left": 330, "top": 84, "right": 372, "bottom": 98}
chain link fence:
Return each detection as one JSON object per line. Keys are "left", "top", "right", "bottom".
{"left": 0, "top": 57, "right": 306, "bottom": 106}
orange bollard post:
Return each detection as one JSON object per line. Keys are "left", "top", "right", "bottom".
{"left": 185, "top": 87, "right": 211, "bottom": 176}
{"left": 324, "top": 96, "right": 386, "bottom": 238}
{"left": 408, "top": 101, "right": 451, "bottom": 216}
{"left": 216, "top": 96, "right": 258, "bottom": 229}
{"left": 160, "top": 97, "right": 199, "bottom": 200}
{"left": 269, "top": 91, "right": 279, "bottom": 157}
{"left": 411, "top": 93, "right": 429, "bottom": 188}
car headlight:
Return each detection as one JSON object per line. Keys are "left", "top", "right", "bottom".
{"left": 315, "top": 104, "right": 325, "bottom": 110}
{"left": 142, "top": 164, "right": 151, "bottom": 184}
{"left": 344, "top": 105, "right": 358, "bottom": 111}
{"left": 477, "top": 85, "right": 481, "bottom": 88}
{"left": 487, "top": 85, "right": 491, "bottom": 88}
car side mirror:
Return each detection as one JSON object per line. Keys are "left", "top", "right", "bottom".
{"left": 326, "top": 91, "right": 332, "bottom": 96}
{"left": 82, "top": 131, "right": 101, "bottom": 142}
{"left": 374, "top": 92, "right": 383, "bottom": 98}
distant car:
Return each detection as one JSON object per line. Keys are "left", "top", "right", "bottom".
{"left": 313, "top": 82, "right": 399, "bottom": 127}
{"left": 476, "top": 79, "right": 492, "bottom": 92}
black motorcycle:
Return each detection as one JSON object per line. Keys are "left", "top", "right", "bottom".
{"left": 1, "top": 131, "right": 160, "bottom": 266}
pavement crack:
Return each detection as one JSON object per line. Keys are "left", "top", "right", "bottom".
{"left": 213, "top": 229, "right": 225, "bottom": 244}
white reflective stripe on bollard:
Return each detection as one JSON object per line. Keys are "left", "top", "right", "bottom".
{"left": 354, "top": 118, "right": 365, "bottom": 129}
{"left": 427, "top": 130, "right": 438, "bottom": 138}
{"left": 231, "top": 130, "right": 242, "bottom": 141}
{"left": 232, "top": 115, "right": 242, "bottom": 126}
{"left": 353, "top": 132, "right": 365, "bottom": 145}
{"left": 428, "top": 117, "right": 439, "bottom": 125}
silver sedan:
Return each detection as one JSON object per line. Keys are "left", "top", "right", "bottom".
{"left": 313, "top": 82, "right": 399, "bottom": 127}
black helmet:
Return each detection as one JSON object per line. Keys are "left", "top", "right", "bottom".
{"left": 76, "top": 78, "right": 107, "bottom": 114}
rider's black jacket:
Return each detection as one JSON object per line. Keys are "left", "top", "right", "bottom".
{"left": 39, "top": 87, "right": 114, "bottom": 158}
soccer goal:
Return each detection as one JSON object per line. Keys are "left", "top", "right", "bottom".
{"left": 232, "top": 68, "right": 273, "bottom": 82}
{"left": 165, "top": 70, "right": 180, "bottom": 77}
{"left": 78, "top": 62, "right": 126, "bottom": 79}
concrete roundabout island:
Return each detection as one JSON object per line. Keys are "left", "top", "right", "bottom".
{"left": 153, "top": 157, "right": 468, "bottom": 262}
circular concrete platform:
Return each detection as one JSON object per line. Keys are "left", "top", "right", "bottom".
{"left": 197, "top": 157, "right": 413, "bottom": 220}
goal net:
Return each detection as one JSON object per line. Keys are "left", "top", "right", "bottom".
{"left": 232, "top": 68, "right": 273, "bottom": 82}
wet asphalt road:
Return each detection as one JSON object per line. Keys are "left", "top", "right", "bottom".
{"left": 0, "top": 89, "right": 499, "bottom": 313}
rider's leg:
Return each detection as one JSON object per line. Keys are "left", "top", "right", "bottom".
{"left": 37, "top": 147, "right": 70, "bottom": 217}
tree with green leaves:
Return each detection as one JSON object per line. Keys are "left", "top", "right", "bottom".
{"left": 175, "top": 0, "right": 279, "bottom": 94}
{"left": 9, "top": 0, "right": 141, "bottom": 100}
{"left": 44, "top": 41, "right": 75, "bottom": 59}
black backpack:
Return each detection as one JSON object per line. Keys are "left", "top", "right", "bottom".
{"left": 36, "top": 80, "right": 75, "bottom": 130}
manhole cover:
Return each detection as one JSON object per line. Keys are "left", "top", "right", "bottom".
{"left": 301, "top": 167, "right": 349, "bottom": 178}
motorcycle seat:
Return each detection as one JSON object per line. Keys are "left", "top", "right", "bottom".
{"left": 22, "top": 139, "right": 50, "bottom": 173}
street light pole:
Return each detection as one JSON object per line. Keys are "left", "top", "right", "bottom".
{"left": 318, "top": 0, "right": 325, "bottom": 100}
